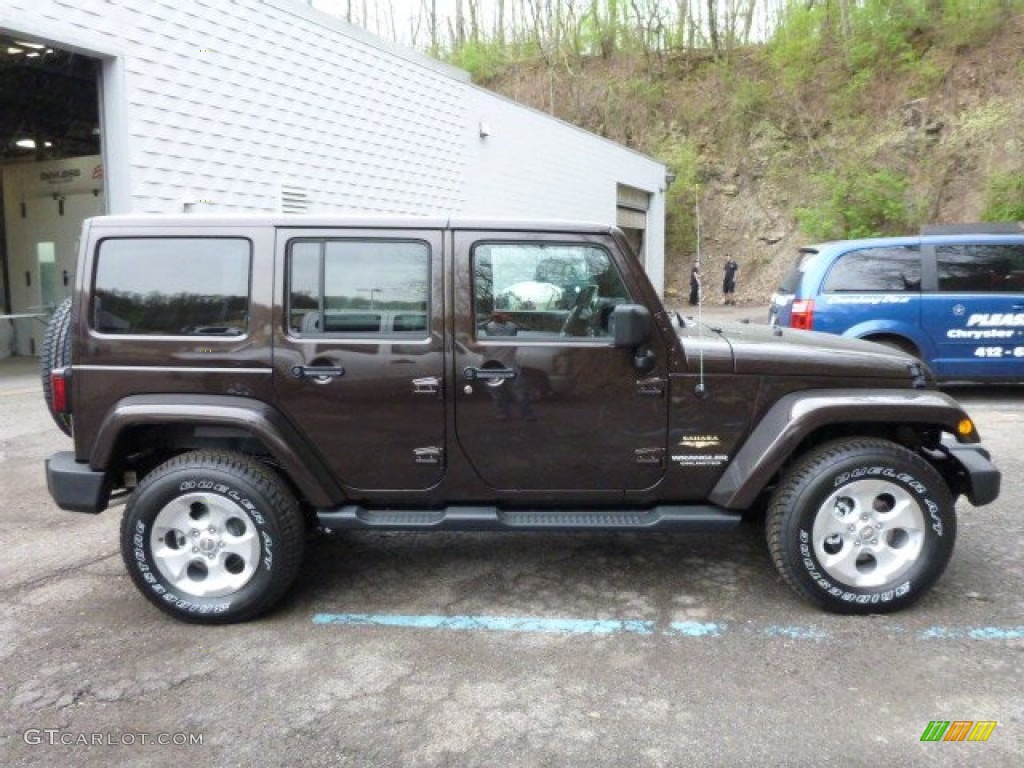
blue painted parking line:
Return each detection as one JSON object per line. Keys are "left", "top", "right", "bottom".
{"left": 762, "top": 625, "right": 830, "bottom": 640}
{"left": 919, "top": 626, "right": 1024, "bottom": 640}
{"left": 665, "top": 621, "right": 725, "bottom": 637}
{"left": 313, "top": 613, "right": 656, "bottom": 635}
{"left": 313, "top": 613, "right": 1023, "bottom": 642}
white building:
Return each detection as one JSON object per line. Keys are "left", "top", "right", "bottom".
{"left": 0, "top": 0, "right": 666, "bottom": 357}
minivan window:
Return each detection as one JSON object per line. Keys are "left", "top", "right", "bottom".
{"left": 936, "top": 244, "right": 1024, "bottom": 293}
{"left": 778, "top": 249, "right": 818, "bottom": 294}
{"left": 93, "top": 238, "right": 250, "bottom": 335}
{"left": 288, "top": 239, "right": 429, "bottom": 336}
{"left": 822, "top": 246, "right": 921, "bottom": 292}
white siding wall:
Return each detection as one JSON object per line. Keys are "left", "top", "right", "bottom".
{"left": 464, "top": 89, "right": 666, "bottom": 291}
{"left": 3, "top": 0, "right": 469, "bottom": 215}
{"left": 1, "top": 0, "right": 665, "bottom": 289}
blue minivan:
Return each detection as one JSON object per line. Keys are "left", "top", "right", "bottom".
{"left": 769, "top": 227, "right": 1024, "bottom": 381}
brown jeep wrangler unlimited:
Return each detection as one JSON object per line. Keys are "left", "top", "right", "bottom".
{"left": 42, "top": 215, "right": 1000, "bottom": 623}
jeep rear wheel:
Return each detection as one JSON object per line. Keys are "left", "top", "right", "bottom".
{"left": 120, "top": 451, "right": 305, "bottom": 623}
{"left": 767, "top": 438, "right": 955, "bottom": 614}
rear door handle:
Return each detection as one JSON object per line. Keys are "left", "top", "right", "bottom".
{"left": 463, "top": 366, "right": 517, "bottom": 382}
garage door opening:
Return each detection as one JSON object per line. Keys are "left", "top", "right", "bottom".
{"left": 616, "top": 184, "right": 649, "bottom": 269}
{"left": 1, "top": 33, "right": 104, "bottom": 357}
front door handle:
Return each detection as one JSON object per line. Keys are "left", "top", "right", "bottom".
{"left": 463, "top": 366, "right": 517, "bottom": 382}
{"left": 291, "top": 364, "right": 345, "bottom": 381}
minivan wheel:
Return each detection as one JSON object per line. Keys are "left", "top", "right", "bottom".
{"left": 40, "top": 296, "right": 73, "bottom": 436}
{"left": 120, "top": 451, "right": 305, "bottom": 623}
{"left": 766, "top": 438, "right": 955, "bottom": 614}
{"left": 871, "top": 336, "right": 918, "bottom": 358}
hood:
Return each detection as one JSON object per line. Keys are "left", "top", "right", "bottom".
{"left": 675, "top": 318, "right": 928, "bottom": 384}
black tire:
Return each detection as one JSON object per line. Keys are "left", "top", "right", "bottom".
{"left": 40, "top": 296, "right": 73, "bottom": 436}
{"left": 766, "top": 438, "right": 955, "bottom": 614}
{"left": 120, "top": 451, "right": 305, "bottom": 624}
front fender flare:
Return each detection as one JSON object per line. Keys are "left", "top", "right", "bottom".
{"left": 91, "top": 394, "right": 342, "bottom": 508}
{"left": 709, "top": 389, "right": 975, "bottom": 510}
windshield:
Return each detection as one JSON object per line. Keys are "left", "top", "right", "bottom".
{"left": 777, "top": 248, "right": 818, "bottom": 294}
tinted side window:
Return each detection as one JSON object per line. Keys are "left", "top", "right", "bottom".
{"left": 288, "top": 240, "right": 429, "bottom": 336}
{"left": 93, "top": 238, "right": 250, "bottom": 335}
{"left": 822, "top": 246, "right": 921, "bottom": 292}
{"left": 936, "top": 244, "right": 1024, "bottom": 293}
{"left": 473, "top": 243, "right": 632, "bottom": 339}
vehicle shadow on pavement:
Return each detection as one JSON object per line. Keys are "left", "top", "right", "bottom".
{"left": 293, "top": 524, "right": 789, "bottom": 621}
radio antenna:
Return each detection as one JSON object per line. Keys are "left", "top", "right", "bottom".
{"left": 694, "top": 185, "right": 707, "bottom": 398}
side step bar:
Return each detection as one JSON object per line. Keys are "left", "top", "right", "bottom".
{"left": 316, "top": 505, "right": 741, "bottom": 532}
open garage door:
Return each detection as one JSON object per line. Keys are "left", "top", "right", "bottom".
{"left": 616, "top": 184, "right": 649, "bottom": 268}
{"left": 1, "top": 33, "right": 103, "bottom": 357}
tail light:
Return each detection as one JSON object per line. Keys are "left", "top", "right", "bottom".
{"left": 50, "top": 367, "right": 70, "bottom": 414}
{"left": 789, "top": 299, "right": 815, "bottom": 330}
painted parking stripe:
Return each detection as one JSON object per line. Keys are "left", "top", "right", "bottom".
{"left": 762, "top": 625, "right": 830, "bottom": 640}
{"left": 313, "top": 613, "right": 656, "bottom": 635}
{"left": 314, "top": 613, "right": 1023, "bottom": 642}
{"left": 919, "top": 626, "right": 1024, "bottom": 640}
{"left": 665, "top": 621, "right": 725, "bottom": 637}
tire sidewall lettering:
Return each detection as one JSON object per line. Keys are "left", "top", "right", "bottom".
{"left": 834, "top": 466, "right": 925, "bottom": 495}
{"left": 798, "top": 528, "right": 909, "bottom": 605}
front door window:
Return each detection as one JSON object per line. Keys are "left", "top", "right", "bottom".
{"left": 473, "top": 243, "right": 632, "bottom": 339}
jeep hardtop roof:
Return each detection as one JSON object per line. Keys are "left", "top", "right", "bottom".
{"left": 85, "top": 213, "right": 619, "bottom": 236}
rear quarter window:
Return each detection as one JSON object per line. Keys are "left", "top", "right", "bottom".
{"left": 778, "top": 249, "right": 818, "bottom": 294}
{"left": 92, "top": 238, "right": 251, "bottom": 335}
{"left": 822, "top": 246, "right": 921, "bottom": 292}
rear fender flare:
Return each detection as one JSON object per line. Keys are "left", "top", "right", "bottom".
{"left": 90, "top": 394, "right": 342, "bottom": 508}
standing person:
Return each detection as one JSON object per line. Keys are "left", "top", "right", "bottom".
{"left": 722, "top": 255, "right": 739, "bottom": 305}
{"left": 688, "top": 263, "right": 701, "bottom": 306}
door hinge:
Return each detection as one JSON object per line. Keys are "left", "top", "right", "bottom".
{"left": 413, "top": 376, "right": 441, "bottom": 395}
{"left": 635, "top": 448, "right": 664, "bottom": 466}
{"left": 414, "top": 447, "right": 443, "bottom": 465}
{"left": 636, "top": 377, "right": 666, "bottom": 397}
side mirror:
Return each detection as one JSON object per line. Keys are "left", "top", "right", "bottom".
{"left": 611, "top": 304, "right": 652, "bottom": 349}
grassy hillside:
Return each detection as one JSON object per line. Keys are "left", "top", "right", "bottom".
{"left": 460, "top": 2, "right": 1024, "bottom": 304}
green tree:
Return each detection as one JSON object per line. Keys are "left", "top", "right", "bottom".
{"left": 982, "top": 172, "right": 1024, "bottom": 222}
{"left": 797, "top": 167, "right": 913, "bottom": 240}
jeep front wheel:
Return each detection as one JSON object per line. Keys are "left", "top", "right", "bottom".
{"left": 766, "top": 438, "right": 955, "bottom": 614}
{"left": 120, "top": 451, "right": 305, "bottom": 623}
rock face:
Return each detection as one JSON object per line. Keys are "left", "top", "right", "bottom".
{"left": 483, "top": 17, "right": 1024, "bottom": 307}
